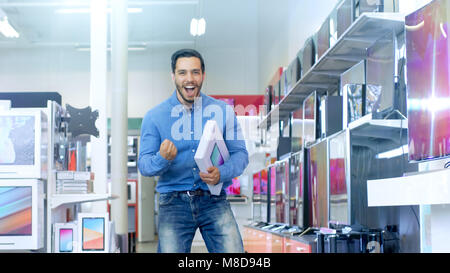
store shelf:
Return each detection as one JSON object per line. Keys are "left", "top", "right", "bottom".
{"left": 367, "top": 168, "right": 450, "bottom": 207}
{"left": 349, "top": 114, "right": 407, "bottom": 147}
{"left": 50, "top": 193, "right": 118, "bottom": 209}
{"left": 259, "top": 12, "right": 405, "bottom": 130}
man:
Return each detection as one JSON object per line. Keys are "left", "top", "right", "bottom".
{"left": 138, "top": 48, "right": 249, "bottom": 253}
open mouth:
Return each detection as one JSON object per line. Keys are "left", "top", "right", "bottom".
{"left": 184, "top": 86, "right": 196, "bottom": 96}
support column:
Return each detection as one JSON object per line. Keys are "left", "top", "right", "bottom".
{"left": 111, "top": 0, "right": 129, "bottom": 252}
{"left": 90, "top": 0, "right": 108, "bottom": 213}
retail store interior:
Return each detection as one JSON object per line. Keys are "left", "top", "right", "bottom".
{"left": 1, "top": 0, "right": 450, "bottom": 253}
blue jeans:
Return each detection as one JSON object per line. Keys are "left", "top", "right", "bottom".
{"left": 157, "top": 191, "right": 244, "bottom": 253}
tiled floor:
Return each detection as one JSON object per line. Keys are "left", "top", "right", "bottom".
{"left": 136, "top": 235, "right": 209, "bottom": 253}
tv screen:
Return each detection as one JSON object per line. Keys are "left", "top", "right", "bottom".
{"left": 317, "top": 17, "right": 330, "bottom": 59}
{"left": 0, "top": 186, "right": 32, "bottom": 235}
{"left": 344, "top": 84, "right": 365, "bottom": 123}
{"left": 252, "top": 172, "right": 261, "bottom": 198}
{"left": 0, "top": 116, "right": 35, "bottom": 165}
{"left": 303, "top": 91, "right": 317, "bottom": 145}
{"left": 406, "top": 0, "right": 450, "bottom": 162}
{"left": 366, "top": 31, "right": 395, "bottom": 115}
{"left": 291, "top": 107, "right": 303, "bottom": 153}
{"left": 302, "top": 37, "right": 316, "bottom": 74}
{"left": 289, "top": 152, "right": 303, "bottom": 226}
{"left": 337, "top": 0, "right": 353, "bottom": 38}
{"left": 328, "top": 131, "right": 349, "bottom": 225}
{"left": 275, "top": 161, "right": 288, "bottom": 224}
{"left": 82, "top": 217, "right": 105, "bottom": 251}
{"left": 226, "top": 177, "right": 241, "bottom": 195}
{"left": 286, "top": 57, "right": 301, "bottom": 93}
{"left": 307, "top": 139, "right": 328, "bottom": 228}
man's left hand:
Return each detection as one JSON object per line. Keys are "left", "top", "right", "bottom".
{"left": 199, "top": 166, "right": 221, "bottom": 185}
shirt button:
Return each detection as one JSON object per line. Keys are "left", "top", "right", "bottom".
{"left": 192, "top": 149, "right": 195, "bottom": 152}
{"left": 190, "top": 131, "right": 194, "bottom": 135}
{"left": 193, "top": 168, "right": 196, "bottom": 171}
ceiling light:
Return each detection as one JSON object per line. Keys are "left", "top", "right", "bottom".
{"left": 190, "top": 17, "right": 206, "bottom": 37}
{"left": 76, "top": 44, "right": 147, "bottom": 52}
{"left": 0, "top": 16, "right": 19, "bottom": 38}
{"left": 55, "top": 7, "right": 142, "bottom": 14}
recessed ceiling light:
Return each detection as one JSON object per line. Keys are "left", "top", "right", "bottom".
{"left": 190, "top": 17, "right": 206, "bottom": 37}
{"left": 55, "top": 7, "right": 143, "bottom": 14}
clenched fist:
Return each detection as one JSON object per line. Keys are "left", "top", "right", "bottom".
{"left": 160, "top": 139, "right": 177, "bottom": 161}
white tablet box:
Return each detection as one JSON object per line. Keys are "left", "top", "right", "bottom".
{"left": 194, "top": 120, "right": 230, "bottom": 195}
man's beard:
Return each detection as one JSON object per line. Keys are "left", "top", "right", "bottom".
{"left": 176, "top": 83, "right": 202, "bottom": 104}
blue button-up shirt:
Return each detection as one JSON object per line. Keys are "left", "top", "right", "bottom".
{"left": 138, "top": 91, "right": 249, "bottom": 194}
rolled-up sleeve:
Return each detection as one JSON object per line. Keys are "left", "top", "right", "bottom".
{"left": 138, "top": 112, "right": 172, "bottom": 177}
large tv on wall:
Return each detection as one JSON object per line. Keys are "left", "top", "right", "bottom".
{"left": 302, "top": 37, "right": 316, "bottom": 74}
{"left": 406, "top": 0, "right": 450, "bottom": 162}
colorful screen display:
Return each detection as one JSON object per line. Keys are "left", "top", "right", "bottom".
{"left": 226, "top": 177, "right": 241, "bottom": 195}
{"left": 210, "top": 144, "right": 224, "bottom": 167}
{"left": 82, "top": 218, "right": 105, "bottom": 251}
{"left": 275, "top": 162, "right": 287, "bottom": 223}
{"left": 303, "top": 92, "right": 317, "bottom": 145}
{"left": 406, "top": 0, "right": 450, "bottom": 162}
{"left": 0, "top": 116, "right": 35, "bottom": 165}
{"left": 328, "top": 131, "right": 349, "bottom": 225}
{"left": 307, "top": 140, "right": 328, "bottom": 228}
{"left": 0, "top": 187, "right": 32, "bottom": 235}
{"left": 59, "top": 228, "right": 74, "bottom": 252}
{"left": 260, "top": 169, "right": 268, "bottom": 198}
{"left": 252, "top": 172, "right": 261, "bottom": 196}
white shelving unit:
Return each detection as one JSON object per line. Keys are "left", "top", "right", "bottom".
{"left": 259, "top": 12, "right": 405, "bottom": 130}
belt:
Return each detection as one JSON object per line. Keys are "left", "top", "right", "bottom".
{"left": 184, "top": 189, "right": 208, "bottom": 197}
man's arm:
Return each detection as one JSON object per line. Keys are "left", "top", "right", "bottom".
{"left": 217, "top": 109, "right": 249, "bottom": 183}
{"left": 138, "top": 114, "right": 176, "bottom": 177}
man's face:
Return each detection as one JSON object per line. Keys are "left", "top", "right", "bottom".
{"left": 172, "top": 57, "right": 205, "bottom": 105}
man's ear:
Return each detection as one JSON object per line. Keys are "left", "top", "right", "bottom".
{"left": 171, "top": 73, "right": 175, "bottom": 82}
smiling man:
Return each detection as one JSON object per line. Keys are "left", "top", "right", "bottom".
{"left": 138, "top": 48, "right": 249, "bottom": 253}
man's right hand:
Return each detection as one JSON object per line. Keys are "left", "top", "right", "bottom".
{"left": 160, "top": 139, "right": 177, "bottom": 161}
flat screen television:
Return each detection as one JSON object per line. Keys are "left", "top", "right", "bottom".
{"left": 317, "top": 16, "right": 331, "bottom": 59}
{"left": 291, "top": 107, "right": 303, "bottom": 153}
{"left": 303, "top": 91, "right": 318, "bottom": 145}
{"left": 289, "top": 151, "right": 304, "bottom": 227}
{"left": 306, "top": 139, "right": 328, "bottom": 228}
{"left": 328, "top": 130, "right": 349, "bottom": 226}
{"left": 286, "top": 57, "right": 301, "bottom": 93}
{"left": 226, "top": 177, "right": 241, "bottom": 195}
{"left": 366, "top": 31, "right": 395, "bottom": 117}
{"left": 406, "top": 0, "right": 450, "bottom": 162}
{"left": 337, "top": 0, "right": 354, "bottom": 38}
{"left": 252, "top": 172, "right": 261, "bottom": 222}
{"left": 77, "top": 213, "right": 109, "bottom": 253}
{"left": 280, "top": 69, "right": 287, "bottom": 99}
{"left": 341, "top": 60, "right": 366, "bottom": 126}
{"left": 268, "top": 165, "right": 277, "bottom": 223}
{"left": 0, "top": 109, "right": 48, "bottom": 179}
{"left": 302, "top": 37, "right": 316, "bottom": 74}
{"left": 275, "top": 160, "right": 289, "bottom": 224}
{"left": 0, "top": 179, "right": 44, "bottom": 250}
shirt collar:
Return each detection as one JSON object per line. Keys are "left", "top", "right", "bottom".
{"left": 169, "top": 90, "right": 205, "bottom": 111}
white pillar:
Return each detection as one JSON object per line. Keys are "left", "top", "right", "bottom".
{"left": 111, "top": 0, "right": 129, "bottom": 240}
{"left": 89, "top": 0, "right": 108, "bottom": 213}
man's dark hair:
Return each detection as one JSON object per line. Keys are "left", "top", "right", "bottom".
{"left": 171, "top": 48, "right": 205, "bottom": 74}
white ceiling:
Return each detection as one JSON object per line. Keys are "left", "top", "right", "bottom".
{"left": 0, "top": 0, "right": 258, "bottom": 51}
